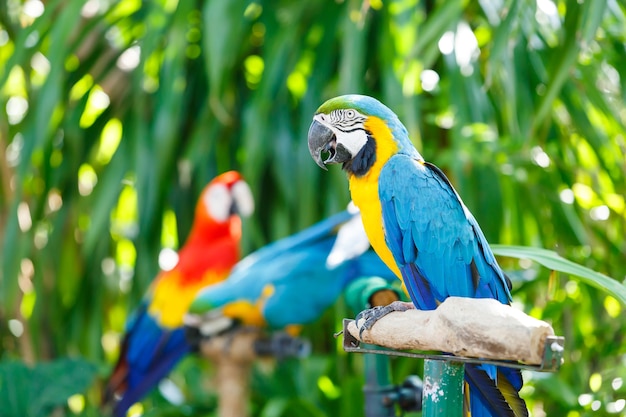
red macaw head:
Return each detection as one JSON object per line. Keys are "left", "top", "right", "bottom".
{"left": 195, "top": 170, "right": 254, "bottom": 228}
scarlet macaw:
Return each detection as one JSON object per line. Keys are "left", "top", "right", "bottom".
{"left": 307, "top": 95, "right": 527, "bottom": 417}
{"left": 185, "top": 205, "right": 397, "bottom": 338}
{"left": 103, "top": 171, "right": 254, "bottom": 417}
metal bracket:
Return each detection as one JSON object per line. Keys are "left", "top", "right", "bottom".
{"left": 341, "top": 319, "right": 564, "bottom": 372}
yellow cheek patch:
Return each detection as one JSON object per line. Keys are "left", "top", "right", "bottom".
{"left": 363, "top": 116, "right": 398, "bottom": 174}
{"left": 148, "top": 269, "right": 227, "bottom": 328}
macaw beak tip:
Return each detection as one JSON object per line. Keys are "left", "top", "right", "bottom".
{"left": 308, "top": 119, "right": 334, "bottom": 171}
{"left": 313, "top": 155, "right": 329, "bottom": 171}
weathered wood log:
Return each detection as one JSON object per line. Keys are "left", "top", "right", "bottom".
{"left": 348, "top": 297, "right": 554, "bottom": 364}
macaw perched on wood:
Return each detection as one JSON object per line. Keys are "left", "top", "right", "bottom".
{"left": 185, "top": 205, "right": 397, "bottom": 339}
{"left": 103, "top": 171, "right": 254, "bottom": 417}
{"left": 307, "top": 95, "right": 527, "bottom": 417}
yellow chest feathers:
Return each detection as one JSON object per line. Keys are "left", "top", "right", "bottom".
{"left": 149, "top": 269, "right": 227, "bottom": 328}
{"left": 348, "top": 116, "right": 401, "bottom": 278}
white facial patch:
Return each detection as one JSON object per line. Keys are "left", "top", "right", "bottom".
{"left": 204, "top": 183, "right": 232, "bottom": 223}
{"left": 336, "top": 129, "right": 369, "bottom": 158}
{"left": 231, "top": 180, "right": 255, "bottom": 217}
{"left": 314, "top": 109, "right": 369, "bottom": 158}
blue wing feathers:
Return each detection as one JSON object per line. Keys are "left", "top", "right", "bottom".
{"left": 381, "top": 198, "right": 407, "bottom": 265}
{"left": 379, "top": 154, "right": 526, "bottom": 416}
{"left": 402, "top": 225, "right": 418, "bottom": 264}
{"left": 192, "top": 209, "right": 397, "bottom": 330}
{"left": 262, "top": 237, "right": 397, "bottom": 327}
{"left": 379, "top": 155, "right": 511, "bottom": 303}
{"left": 400, "top": 264, "right": 438, "bottom": 310}
{"left": 192, "top": 210, "right": 358, "bottom": 312}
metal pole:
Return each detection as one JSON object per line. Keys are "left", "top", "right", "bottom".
{"left": 344, "top": 277, "right": 424, "bottom": 416}
{"left": 422, "top": 359, "right": 464, "bottom": 417}
{"left": 345, "top": 277, "right": 399, "bottom": 417}
{"left": 363, "top": 344, "right": 395, "bottom": 417}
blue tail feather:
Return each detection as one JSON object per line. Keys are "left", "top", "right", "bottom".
{"left": 497, "top": 367, "right": 528, "bottom": 417}
{"left": 114, "top": 332, "right": 189, "bottom": 417}
{"left": 108, "top": 310, "right": 190, "bottom": 417}
{"left": 465, "top": 363, "right": 515, "bottom": 417}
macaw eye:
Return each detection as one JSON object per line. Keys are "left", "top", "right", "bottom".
{"left": 231, "top": 180, "right": 254, "bottom": 217}
{"left": 345, "top": 110, "right": 355, "bottom": 118}
{"left": 204, "top": 183, "right": 232, "bottom": 222}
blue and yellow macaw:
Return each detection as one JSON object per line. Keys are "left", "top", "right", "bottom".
{"left": 186, "top": 206, "right": 397, "bottom": 337}
{"left": 103, "top": 171, "right": 254, "bottom": 417}
{"left": 307, "top": 95, "right": 527, "bottom": 417}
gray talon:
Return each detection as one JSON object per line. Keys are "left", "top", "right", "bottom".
{"left": 355, "top": 302, "right": 414, "bottom": 340}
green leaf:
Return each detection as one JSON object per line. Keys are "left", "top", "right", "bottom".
{"left": 492, "top": 244, "right": 626, "bottom": 305}
{"left": 0, "top": 358, "right": 97, "bottom": 417}
{"left": 532, "top": 374, "right": 579, "bottom": 408}
{"left": 0, "top": 360, "right": 31, "bottom": 417}
{"left": 2, "top": 0, "right": 626, "bottom": 415}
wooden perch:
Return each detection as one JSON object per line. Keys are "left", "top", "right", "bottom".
{"left": 198, "top": 330, "right": 262, "bottom": 417}
{"left": 199, "top": 329, "right": 262, "bottom": 363}
{"left": 196, "top": 329, "right": 309, "bottom": 417}
{"left": 348, "top": 297, "right": 554, "bottom": 365}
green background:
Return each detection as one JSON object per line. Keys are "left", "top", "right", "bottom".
{"left": 1, "top": 0, "right": 625, "bottom": 416}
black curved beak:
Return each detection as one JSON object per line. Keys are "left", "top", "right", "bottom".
{"left": 307, "top": 119, "right": 335, "bottom": 170}
{"left": 228, "top": 180, "right": 255, "bottom": 218}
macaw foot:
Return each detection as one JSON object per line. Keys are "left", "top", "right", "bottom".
{"left": 355, "top": 300, "right": 415, "bottom": 339}
{"left": 183, "top": 310, "right": 237, "bottom": 352}
{"left": 255, "top": 332, "right": 311, "bottom": 359}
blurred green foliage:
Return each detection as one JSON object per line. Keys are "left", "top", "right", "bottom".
{"left": 0, "top": 358, "right": 98, "bottom": 417}
{"left": 1, "top": 0, "right": 625, "bottom": 416}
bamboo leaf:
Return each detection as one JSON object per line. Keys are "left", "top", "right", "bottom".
{"left": 492, "top": 244, "right": 626, "bottom": 305}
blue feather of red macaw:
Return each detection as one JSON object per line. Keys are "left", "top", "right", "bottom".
{"left": 111, "top": 302, "right": 190, "bottom": 416}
